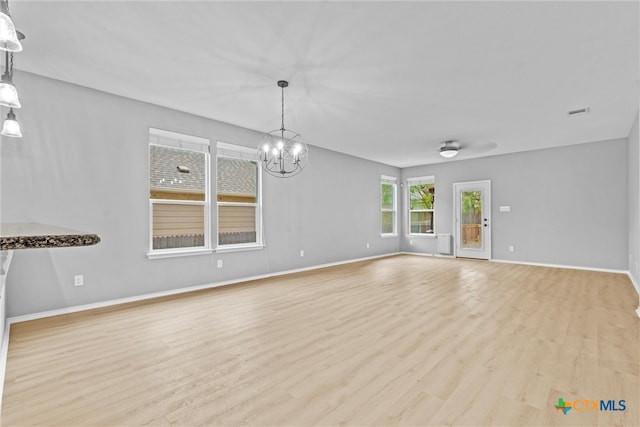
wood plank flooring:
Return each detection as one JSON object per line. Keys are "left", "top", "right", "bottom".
{"left": 2, "top": 255, "right": 638, "bottom": 426}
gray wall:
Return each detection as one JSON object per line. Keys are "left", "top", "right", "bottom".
{"left": 628, "top": 112, "right": 639, "bottom": 291}
{"left": 401, "top": 139, "right": 629, "bottom": 270}
{"left": 1, "top": 71, "right": 634, "bottom": 318}
{"left": 1, "top": 72, "right": 400, "bottom": 317}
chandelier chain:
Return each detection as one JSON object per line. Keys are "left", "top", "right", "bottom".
{"left": 281, "top": 84, "right": 285, "bottom": 131}
{"left": 9, "top": 52, "right": 13, "bottom": 76}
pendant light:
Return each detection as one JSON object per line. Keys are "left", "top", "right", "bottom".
{"left": 257, "top": 80, "right": 308, "bottom": 178}
{"left": 0, "top": 0, "right": 21, "bottom": 52}
{"left": 1, "top": 107, "right": 20, "bottom": 137}
{"left": 0, "top": 50, "right": 19, "bottom": 107}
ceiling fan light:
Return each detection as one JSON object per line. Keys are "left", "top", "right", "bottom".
{"left": 0, "top": 11, "right": 21, "bottom": 53}
{"left": 439, "top": 146, "right": 458, "bottom": 158}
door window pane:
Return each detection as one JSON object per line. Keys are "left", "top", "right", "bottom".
{"left": 461, "top": 190, "right": 482, "bottom": 249}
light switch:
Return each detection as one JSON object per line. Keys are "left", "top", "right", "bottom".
{"left": 499, "top": 205, "right": 511, "bottom": 212}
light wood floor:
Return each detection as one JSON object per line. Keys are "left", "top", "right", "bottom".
{"left": 2, "top": 255, "right": 638, "bottom": 426}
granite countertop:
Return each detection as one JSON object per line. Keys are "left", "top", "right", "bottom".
{"left": 0, "top": 223, "right": 101, "bottom": 250}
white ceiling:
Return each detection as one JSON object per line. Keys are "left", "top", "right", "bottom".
{"left": 11, "top": 1, "right": 640, "bottom": 168}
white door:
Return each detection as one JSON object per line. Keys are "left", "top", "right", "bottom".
{"left": 454, "top": 180, "right": 491, "bottom": 259}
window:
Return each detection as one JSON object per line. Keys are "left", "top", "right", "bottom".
{"left": 408, "top": 176, "right": 435, "bottom": 235}
{"left": 381, "top": 175, "right": 397, "bottom": 235}
{"left": 149, "top": 128, "right": 210, "bottom": 256}
{"left": 216, "top": 142, "right": 262, "bottom": 249}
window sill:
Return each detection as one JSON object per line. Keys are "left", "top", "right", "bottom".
{"left": 147, "top": 248, "right": 213, "bottom": 259}
{"left": 216, "top": 244, "right": 265, "bottom": 254}
{"left": 380, "top": 233, "right": 399, "bottom": 238}
{"left": 407, "top": 233, "right": 436, "bottom": 238}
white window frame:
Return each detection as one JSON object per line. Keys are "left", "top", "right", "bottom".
{"left": 407, "top": 175, "right": 435, "bottom": 236}
{"left": 147, "top": 128, "right": 212, "bottom": 259}
{"left": 381, "top": 175, "right": 398, "bottom": 237}
{"left": 216, "top": 142, "right": 264, "bottom": 252}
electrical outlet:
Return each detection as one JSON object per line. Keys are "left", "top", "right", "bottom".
{"left": 509, "top": 245, "right": 515, "bottom": 252}
{"left": 217, "top": 260, "right": 223, "bottom": 269}
{"left": 366, "top": 242, "right": 370, "bottom": 249}
{"left": 74, "top": 275, "right": 84, "bottom": 287}
{"left": 300, "top": 250, "right": 304, "bottom": 257}
{"left": 409, "top": 240, "right": 413, "bottom": 245}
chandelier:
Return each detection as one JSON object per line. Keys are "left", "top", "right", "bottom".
{"left": 258, "top": 80, "right": 308, "bottom": 178}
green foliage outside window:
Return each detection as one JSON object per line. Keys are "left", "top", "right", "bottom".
{"left": 381, "top": 183, "right": 394, "bottom": 209}
{"left": 461, "top": 191, "right": 482, "bottom": 214}
{"left": 409, "top": 184, "right": 434, "bottom": 210}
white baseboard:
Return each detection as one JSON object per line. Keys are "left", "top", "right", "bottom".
{"left": 405, "top": 254, "right": 630, "bottom": 275}
{"left": 491, "top": 258, "right": 628, "bottom": 274}
{"left": 7, "top": 252, "right": 401, "bottom": 325}
{"left": 627, "top": 272, "right": 640, "bottom": 319}
{"left": 401, "top": 251, "right": 455, "bottom": 259}
{"left": 628, "top": 271, "right": 640, "bottom": 297}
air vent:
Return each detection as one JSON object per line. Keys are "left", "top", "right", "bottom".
{"left": 568, "top": 107, "right": 590, "bottom": 116}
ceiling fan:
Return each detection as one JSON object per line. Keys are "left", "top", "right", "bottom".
{"left": 439, "top": 140, "right": 459, "bottom": 158}
{"left": 437, "top": 139, "right": 497, "bottom": 159}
